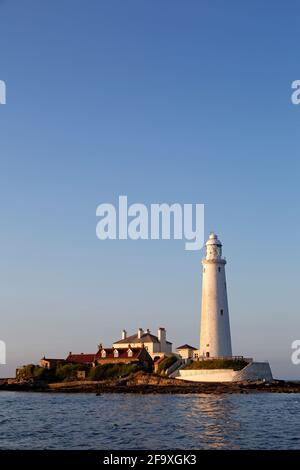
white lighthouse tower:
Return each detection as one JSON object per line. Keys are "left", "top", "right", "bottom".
{"left": 200, "top": 233, "right": 232, "bottom": 358}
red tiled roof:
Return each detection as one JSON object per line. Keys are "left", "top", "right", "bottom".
{"left": 95, "top": 347, "right": 143, "bottom": 360}
{"left": 66, "top": 353, "right": 96, "bottom": 363}
{"left": 42, "top": 358, "right": 65, "bottom": 362}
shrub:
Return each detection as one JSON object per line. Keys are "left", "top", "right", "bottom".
{"left": 33, "top": 366, "right": 56, "bottom": 381}
{"left": 17, "top": 364, "right": 56, "bottom": 382}
{"left": 157, "top": 356, "right": 177, "bottom": 375}
{"left": 23, "top": 364, "right": 35, "bottom": 377}
{"left": 18, "top": 363, "right": 91, "bottom": 382}
{"left": 55, "top": 364, "right": 89, "bottom": 382}
{"left": 184, "top": 358, "right": 248, "bottom": 371}
{"left": 88, "top": 363, "right": 139, "bottom": 381}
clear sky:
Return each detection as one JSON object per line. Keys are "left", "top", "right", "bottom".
{"left": 0, "top": 0, "right": 299, "bottom": 379}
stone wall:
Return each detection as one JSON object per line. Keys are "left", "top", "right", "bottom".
{"left": 233, "top": 361, "right": 273, "bottom": 382}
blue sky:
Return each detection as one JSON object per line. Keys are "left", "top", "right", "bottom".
{"left": 0, "top": 0, "right": 299, "bottom": 379}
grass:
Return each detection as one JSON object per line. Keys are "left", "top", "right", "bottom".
{"left": 184, "top": 358, "right": 248, "bottom": 371}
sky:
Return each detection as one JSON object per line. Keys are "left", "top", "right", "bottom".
{"left": 0, "top": 0, "right": 299, "bottom": 379}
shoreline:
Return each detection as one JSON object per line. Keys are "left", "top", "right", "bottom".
{"left": 1, "top": 374, "right": 300, "bottom": 394}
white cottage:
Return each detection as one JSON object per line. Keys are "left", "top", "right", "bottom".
{"left": 113, "top": 327, "right": 172, "bottom": 359}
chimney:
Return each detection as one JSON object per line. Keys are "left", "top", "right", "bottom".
{"left": 158, "top": 327, "right": 166, "bottom": 351}
{"left": 137, "top": 328, "right": 144, "bottom": 339}
{"left": 122, "top": 329, "right": 127, "bottom": 340}
{"left": 146, "top": 328, "right": 150, "bottom": 334}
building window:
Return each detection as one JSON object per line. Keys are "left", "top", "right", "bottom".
{"left": 218, "top": 267, "right": 221, "bottom": 272}
{"left": 220, "top": 309, "right": 223, "bottom": 316}
{"left": 127, "top": 349, "right": 133, "bottom": 357}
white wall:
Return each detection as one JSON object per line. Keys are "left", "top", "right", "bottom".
{"left": 175, "top": 368, "right": 236, "bottom": 382}
{"left": 174, "top": 362, "right": 273, "bottom": 382}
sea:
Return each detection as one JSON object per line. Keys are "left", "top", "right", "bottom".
{"left": 0, "top": 392, "right": 299, "bottom": 449}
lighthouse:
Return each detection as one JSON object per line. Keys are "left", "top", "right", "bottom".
{"left": 200, "top": 233, "right": 232, "bottom": 358}
{"left": 173, "top": 231, "right": 273, "bottom": 382}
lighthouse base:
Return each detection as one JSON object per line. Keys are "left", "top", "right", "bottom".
{"left": 173, "top": 361, "right": 273, "bottom": 383}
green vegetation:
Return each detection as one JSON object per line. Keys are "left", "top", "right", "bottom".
{"left": 184, "top": 358, "right": 248, "bottom": 371}
{"left": 88, "top": 363, "right": 139, "bottom": 381}
{"left": 17, "top": 364, "right": 57, "bottom": 382}
{"left": 56, "top": 364, "right": 89, "bottom": 382}
{"left": 17, "top": 362, "right": 141, "bottom": 383}
{"left": 157, "top": 356, "right": 177, "bottom": 375}
{"left": 32, "top": 366, "right": 55, "bottom": 381}
{"left": 20, "top": 364, "right": 35, "bottom": 377}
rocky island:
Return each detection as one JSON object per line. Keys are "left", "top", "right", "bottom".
{"left": 1, "top": 371, "right": 300, "bottom": 394}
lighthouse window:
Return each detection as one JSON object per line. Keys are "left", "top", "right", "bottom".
{"left": 220, "top": 309, "right": 223, "bottom": 316}
{"left": 218, "top": 267, "right": 221, "bottom": 272}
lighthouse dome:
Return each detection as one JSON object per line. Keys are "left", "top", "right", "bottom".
{"left": 206, "top": 232, "right": 222, "bottom": 246}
